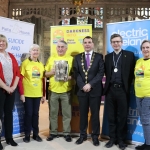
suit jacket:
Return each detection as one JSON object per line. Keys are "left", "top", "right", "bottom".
{"left": 103, "top": 50, "right": 135, "bottom": 95}
{"left": 73, "top": 52, "right": 104, "bottom": 97}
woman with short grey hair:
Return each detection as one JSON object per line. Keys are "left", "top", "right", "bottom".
{"left": 18, "top": 44, "right": 45, "bottom": 143}
{"left": 134, "top": 40, "right": 150, "bottom": 150}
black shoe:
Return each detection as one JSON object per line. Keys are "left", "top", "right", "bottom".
{"left": 105, "top": 140, "right": 116, "bottom": 148}
{"left": 23, "top": 136, "right": 30, "bottom": 143}
{"left": 118, "top": 141, "right": 127, "bottom": 150}
{"left": 135, "top": 144, "right": 146, "bottom": 150}
{"left": 64, "top": 135, "right": 72, "bottom": 142}
{"left": 6, "top": 138, "right": 18, "bottom": 146}
{"left": 46, "top": 134, "right": 58, "bottom": 141}
{"left": 143, "top": 145, "right": 150, "bottom": 150}
{"left": 92, "top": 138, "right": 99, "bottom": 146}
{"left": 33, "top": 135, "right": 42, "bottom": 142}
{"left": 75, "top": 137, "right": 87, "bottom": 145}
{"left": 0, "top": 142, "right": 3, "bottom": 150}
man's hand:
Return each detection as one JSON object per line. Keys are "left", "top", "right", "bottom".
{"left": 64, "top": 76, "right": 72, "bottom": 82}
{"left": 50, "top": 68, "right": 55, "bottom": 75}
{"left": 45, "top": 68, "right": 55, "bottom": 77}
{"left": 83, "top": 83, "right": 91, "bottom": 92}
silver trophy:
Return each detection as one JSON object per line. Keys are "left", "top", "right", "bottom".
{"left": 54, "top": 60, "right": 69, "bottom": 81}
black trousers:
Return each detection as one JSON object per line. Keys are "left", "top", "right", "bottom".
{"left": 78, "top": 94, "right": 101, "bottom": 138}
{"left": 0, "top": 88, "right": 16, "bottom": 138}
{"left": 24, "top": 97, "right": 41, "bottom": 136}
{"left": 105, "top": 85, "right": 128, "bottom": 142}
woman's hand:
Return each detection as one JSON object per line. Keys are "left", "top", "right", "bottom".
{"left": 5, "top": 86, "right": 13, "bottom": 94}
{"left": 41, "top": 96, "right": 46, "bottom": 104}
{"left": 10, "top": 85, "right": 16, "bottom": 93}
{"left": 20, "top": 95, "right": 25, "bottom": 102}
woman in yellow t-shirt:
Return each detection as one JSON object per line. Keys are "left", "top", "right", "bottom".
{"left": 134, "top": 40, "right": 150, "bottom": 150}
{"left": 18, "top": 44, "right": 45, "bottom": 143}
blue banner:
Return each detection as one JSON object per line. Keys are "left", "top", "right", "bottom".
{"left": 13, "top": 89, "right": 25, "bottom": 135}
{"left": 102, "top": 19, "right": 150, "bottom": 143}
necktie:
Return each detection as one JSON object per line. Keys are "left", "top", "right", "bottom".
{"left": 86, "top": 53, "right": 90, "bottom": 68}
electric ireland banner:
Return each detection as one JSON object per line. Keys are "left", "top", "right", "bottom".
{"left": 102, "top": 19, "right": 150, "bottom": 143}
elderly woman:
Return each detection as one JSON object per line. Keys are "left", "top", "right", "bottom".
{"left": 0, "top": 34, "right": 20, "bottom": 150}
{"left": 134, "top": 40, "right": 150, "bottom": 150}
{"left": 19, "top": 44, "right": 45, "bottom": 143}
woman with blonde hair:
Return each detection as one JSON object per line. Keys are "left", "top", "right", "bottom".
{"left": 0, "top": 34, "right": 20, "bottom": 150}
{"left": 19, "top": 44, "right": 45, "bottom": 143}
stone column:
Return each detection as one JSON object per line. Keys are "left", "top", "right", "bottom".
{"left": 0, "top": 0, "right": 9, "bottom": 17}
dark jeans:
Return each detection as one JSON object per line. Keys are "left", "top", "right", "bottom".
{"left": 105, "top": 85, "right": 128, "bottom": 142}
{"left": 24, "top": 97, "right": 41, "bottom": 136}
{"left": 0, "top": 88, "right": 16, "bottom": 138}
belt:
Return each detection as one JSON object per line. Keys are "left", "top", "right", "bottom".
{"left": 111, "top": 83, "right": 123, "bottom": 88}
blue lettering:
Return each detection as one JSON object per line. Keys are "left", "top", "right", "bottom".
{"left": 19, "top": 30, "right": 30, "bottom": 35}
{"left": 2, "top": 27, "right": 11, "bottom": 32}
{"left": 15, "top": 53, "right": 22, "bottom": 58}
{"left": 11, "top": 46, "right": 20, "bottom": 51}
{"left": 8, "top": 38, "right": 24, "bottom": 44}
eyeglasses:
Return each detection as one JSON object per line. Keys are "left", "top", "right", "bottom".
{"left": 111, "top": 41, "right": 122, "bottom": 44}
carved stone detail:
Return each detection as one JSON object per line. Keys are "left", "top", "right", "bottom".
{"left": 107, "top": 7, "right": 150, "bottom": 21}
{"left": 93, "top": 31, "right": 103, "bottom": 54}
{"left": 11, "top": 6, "right": 55, "bottom": 20}
{"left": 0, "top": 0, "right": 9, "bottom": 17}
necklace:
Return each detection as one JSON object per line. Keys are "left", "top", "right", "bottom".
{"left": 81, "top": 52, "right": 95, "bottom": 84}
{"left": 113, "top": 52, "right": 122, "bottom": 73}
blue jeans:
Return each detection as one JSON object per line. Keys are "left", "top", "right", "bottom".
{"left": 136, "top": 97, "right": 150, "bottom": 145}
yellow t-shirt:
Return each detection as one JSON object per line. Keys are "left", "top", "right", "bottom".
{"left": 20, "top": 59, "right": 45, "bottom": 97}
{"left": 45, "top": 55, "right": 73, "bottom": 93}
{"left": 134, "top": 58, "right": 150, "bottom": 97}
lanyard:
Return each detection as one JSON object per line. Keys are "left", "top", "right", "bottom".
{"left": 113, "top": 52, "right": 122, "bottom": 68}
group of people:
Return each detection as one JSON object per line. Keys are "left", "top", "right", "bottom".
{"left": 0, "top": 33, "right": 149, "bottom": 150}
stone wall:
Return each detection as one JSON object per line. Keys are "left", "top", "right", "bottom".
{"left": 0, "top": 0, "right": 9, "bottom": 17}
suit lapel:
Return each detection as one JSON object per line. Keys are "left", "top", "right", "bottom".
{"left": 108, "top": 53, "right": 113, "bottom": 74}
{"left": 121, "top": 50, "right": 126, "bottom": 74}
{"left": 90, "top": 52, "right": 95, "bottom": 69}
{"left": 83, "top": 53, "right": 88, "bottom": 70}
{"left": 89, "top": 52, "right": 96, "bottom": 70}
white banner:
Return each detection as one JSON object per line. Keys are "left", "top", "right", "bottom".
{"left": 0, "top": 17, "right": 34, "bottom": 137}
{"left": 0, "top": 16, "right": 34, "bottom": 65}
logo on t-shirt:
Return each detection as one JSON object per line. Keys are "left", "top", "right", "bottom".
{"left": 32, "top": 66, "right": 40, "bottom": 78}
{"left": 135, "top": 65, "right": 145, "bottom": 77}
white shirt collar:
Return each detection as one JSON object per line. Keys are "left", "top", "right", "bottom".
{"left": 114, "top": 49, "right": 122, "bottom": 54}
{"left": 85, "top": 50, "right": 93, "bottom": 55}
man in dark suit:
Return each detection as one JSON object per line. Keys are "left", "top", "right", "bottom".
{"left": 73, "top": 36, "right": 104, "bottom": 146}
{"left": 103, "top": 34, "right": 135, "bottom": 150}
